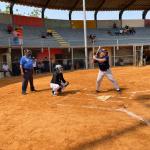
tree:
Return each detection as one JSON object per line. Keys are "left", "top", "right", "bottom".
{"left": 30, "top": 8, "right": 41, "bottom": 17}
{"left": 3, "top": 4, "right": 10, "bottom": 14}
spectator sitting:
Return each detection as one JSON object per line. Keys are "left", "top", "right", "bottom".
{"left": 2, "top": 62, "right": 12, "bottom": 77}
{"left": 123, "top": 28, "right": 129, "bottom": 35}
{"left": 113, "top": 22, "right": 117, "bottom": 29}
{"left": 129, "top": 28, "right": 136, "bottom": 34}
{"left": 107, "top": 30, "right": 113, "bottom": 35}
{"left": 47, "top": 29, "right": 53, "bottom": 37}
{"left": 125, "top": 25, "right": 129, "bottom": 29}
{"left": 88, "top": 34, "right": 96, "bottom": 42}
{"left": 7, "top": 24, "right": 13, "bottom": 34}
{"left": 41, "top": 32, "right": 46, "bottom": 38}
{"left": 12, "top": 28, "right": 19, "bottom": 45}
{"left": 120, "top": 28, "right": 124, "bottom": 35}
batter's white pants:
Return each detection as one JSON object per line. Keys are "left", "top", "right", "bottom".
{"left": 50, "top": 82, "right": 66, "bottom": 93}
{"left": 96, "top": 69, "right": 120, "bottom": 91}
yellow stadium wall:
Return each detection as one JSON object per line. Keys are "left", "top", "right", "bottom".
{"left": 122, "top": 20, "right": 144, "bottom": 27}
{"left": 97, "top": 20, "right": 121, "bottom": 28}
{"left": 71, "top": 20, "right": 96, "bottom": 29}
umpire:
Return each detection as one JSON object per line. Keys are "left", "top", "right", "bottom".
{"left": 20, "top": 49, "right": 36, "bottom": 95}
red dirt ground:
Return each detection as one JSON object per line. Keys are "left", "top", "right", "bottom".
{"left": 0, "top": 66, "right": 150, "bottom": 150}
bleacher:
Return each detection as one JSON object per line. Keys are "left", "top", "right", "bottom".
{"left": 0, "top": 13, "right": 150, "bottom": 48}
{"left": 54, "top": 27, "right": 150, "bottom": 47}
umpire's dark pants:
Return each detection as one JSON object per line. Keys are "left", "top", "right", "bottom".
{"left": 22, "top": 69, "right": 35, "bottom": 93}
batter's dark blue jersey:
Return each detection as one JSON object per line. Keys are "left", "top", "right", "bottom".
{"left": 97, "top": 55, "right": 110, "bottom": 71}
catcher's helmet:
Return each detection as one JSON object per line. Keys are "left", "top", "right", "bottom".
{"left": 55, "top": 64, "right": 63, "bottom": 72}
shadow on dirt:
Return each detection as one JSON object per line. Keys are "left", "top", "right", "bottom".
{"left": 99, "top": 87, "right": 128, "bottom": 93}
{"left": 60, "top": 90, "right": 80, "bottom": 96}
{"left": 0, "top": 73, "right": 51, "bottom": 88}
{"left": 69, "top": 122, "right": 148, "bottom": 150}
{"left": 134, "top": 94, "right": 150, "bottom": 108}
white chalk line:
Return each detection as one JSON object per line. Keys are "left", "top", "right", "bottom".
{"left": 57, "top": 104, "right": 150, "bottom": 126}
{"left": 116, "top": 108, "right": 150, "bottom": 126}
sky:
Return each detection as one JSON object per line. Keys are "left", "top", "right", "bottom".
{"left": 0, "top": 1, "right": 150, "bottom": 20}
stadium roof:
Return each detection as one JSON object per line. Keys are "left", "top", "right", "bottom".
{"left": 1, "top": 0, "right": 150, "bottom": 11}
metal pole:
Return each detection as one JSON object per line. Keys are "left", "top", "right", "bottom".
{"left": 71, "top": 48, "right": 74, "bottom": 70}
{"left": 21, "top": 45, "right": 24, "bottom": 56}
{"left": 92, "top": 40, "right": 95, "bottom": 69}
{"left": 117, "top": 39, "right": 119, "bottom": 50}
{"left": 83, "top": 0, "right": 88, "bottom": 69}
{"left": 48, "top": 47, "right": 51, "bottom": 73}
{"left": 133, "top": 45, "right": 135, "bottom": 66}
{"left": 113, "top": 46, "right": 116, "bottom": 66}
{"left": 140, "top": 45, "right": 143, "bottom": 66}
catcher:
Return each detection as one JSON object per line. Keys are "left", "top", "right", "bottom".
{"left": 93, "top": 48, "right": 121, "bottom": 93}
{"left": 50, "top": 64, "right": 69, "bottom": 96}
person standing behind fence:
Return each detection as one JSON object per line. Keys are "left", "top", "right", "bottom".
{"left": 20, "top": 49, "right": 36, "bottom": 95}
{"left": 2, "top": 62, "right": 12, "bottom": 77}
{"left": 93, "top": 48, "right": 121, "bottom": 93}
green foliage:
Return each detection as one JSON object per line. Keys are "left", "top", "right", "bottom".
{"left": 3, "top": 4, "right": 10, "bottom": 14}
{"left": 30, "top": 8, "right": 41, "bottom": 17}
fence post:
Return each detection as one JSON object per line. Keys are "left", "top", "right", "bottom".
{"left": 113, "top": 46, "right": 116, "bottom": 67}
{"left": 21, "top": 45, "right": 24, "bottom": 56}
{"left": 48, "top": 47, "right": 51, "bottom": 73}
{"left": 140, "top": 45, "right": 144, "bottom": 66}
{"left": 71, "top": 48, "right": 74, "bottom": 70}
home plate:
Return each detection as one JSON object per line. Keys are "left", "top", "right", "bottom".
{"left": 97, "top": 95, "right": 112, "bottom": 101}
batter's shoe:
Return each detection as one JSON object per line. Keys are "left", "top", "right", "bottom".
{"left": 96, "top": 90, "right": 100, "bottom": 93}
{"left": 117, "top": 89, "right": 121, "bottom": 94}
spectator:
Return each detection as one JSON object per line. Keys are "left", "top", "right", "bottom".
{"left": 143, "top": 52, "right": 147, "bottom": 66}
{"left": 2, "top": 62, "right": 12, "bottom": 77}
{"left": 43, "top": 57, "right": 49, "bottom": 72}
{"left": 12, "top": 28, "right": 19, "bottom": 45}
{"left": 88, "top": 34, "right": 96, "bottom": 42}
{"left": 63, "top": 57, "right": 68, "bottom": 70}
{"left": 130, "top": 28, "right": 136, "bottom": 34}
{"left": 33, "top": 57, "right": 37, "bottom": 74}
{"left": 17, "top": 26, "right": 23, "bottom": 45}
{"left": 113, "top": 22, "right": 117, "bottom": 29}
{"left": 37, "top": 61, "right": 44, "bottom": 73}
{"left": 120, "top": 28, "right": 124, "bottom": 35}
{"left": 41, "top": 32, "right": 46, "bottom": 38}
{"left": 125, "top": 25, "right": 129, "bottom": 29}
{"left": 7, "top": 24, "right": 13, "bottom": 34}
{"left": 47, "top": 29, "right": 53, "bottom": 37}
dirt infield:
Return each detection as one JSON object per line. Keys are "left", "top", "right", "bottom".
{"left": 0, "top": 66, "right": 150, "bottom": 150}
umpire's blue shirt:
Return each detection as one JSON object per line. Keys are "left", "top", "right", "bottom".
{"left": 20, "top": 56, "right": 33, "bottom": 69}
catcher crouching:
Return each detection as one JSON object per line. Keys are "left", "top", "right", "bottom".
{"left": 50, "top": 64, "right": 69, "bottom": 96}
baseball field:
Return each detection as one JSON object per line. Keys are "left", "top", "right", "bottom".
{"left": 0, "top": 66, "right": 150, "bottom": 150}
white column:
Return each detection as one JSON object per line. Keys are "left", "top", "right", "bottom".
{"left": 83, "top": 0, "right": 88, "bottom": 69}
{"left": 113, "top": 46, "right": 116, "bottom": 66}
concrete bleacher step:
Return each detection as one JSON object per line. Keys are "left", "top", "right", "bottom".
{"left": 51, "top": 30, "right": 70, "bottom": 47}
